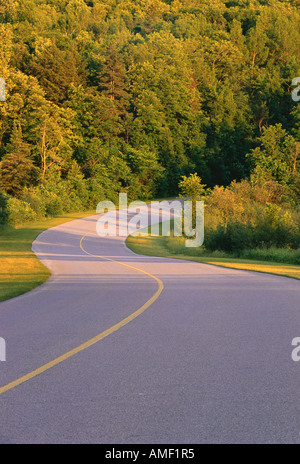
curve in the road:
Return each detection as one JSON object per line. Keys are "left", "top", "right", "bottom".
{"left": 0, "top": 228, "right": 163, "bottom": 396}
{"left": 2, "top": 208, "right": 300, "bottom": 444}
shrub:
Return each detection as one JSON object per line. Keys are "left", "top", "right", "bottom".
{"left": 205, "top": 221, "right": 255, "bottom": 253}
{"left": 254, "top": 204, "right": 299, "bottom": 249}
{"left": 20, "top": 187, "right": 46, "bottom": 219}
{"left": 8, "top": 197, "right": 37, "bottom": 225}
{"left": 25, "top": 186, "right": 64, "bottom": 216}
{"left": 45, "top": 195, "right": 64, "bottom": 216}
{"left": 205, "top": 216, "right": 300, "bottom": 253}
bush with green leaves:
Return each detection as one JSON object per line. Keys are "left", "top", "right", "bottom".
{"left": 254, "top": 204, "right": 299, "bottom": 249}
{"left": 20, "top": 187, "right": 46, "bottom": 219}
{"left": 8, "top": 197, "right": 37, "bottom": 225}
{"left": 205, "top": 212, "right": 300, "bottom": 253}
{"left": 179, "top": 173, "right": 206, "bottom": 201}
{"left": 35, "top": 166, "right": 89, "bottom": 215}
{"left": 44, "top": 194, "right": 64, "bottom": 216}
{"left": 202, "top": 178, "right": 300, "bottom": 253}
{"left": 205, "top": 221, "right": 255, "bottom": 253}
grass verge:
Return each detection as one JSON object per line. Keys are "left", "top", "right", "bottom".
{"left": 126, "top": 225, "right": 300, "bottom": 281}
{"left": 0, "top": 210, "right": 96, "bottom": 302}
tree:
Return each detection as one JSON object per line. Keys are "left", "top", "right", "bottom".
{"left": 178, "top": 172, "right": 206, "bottom": 229}
{"left": 97, "top": 44, "right": 131, "bottom": 140}
{"left": 0, "top": 190, "right": 10, "bottom": 226}
{"left": 178, "top": 173, "right": 206, "bottom": 200}
{"left": 0, "top": 123, "right": 40, "bottom": 196}
{"left": 124, "top": 144, "right": 163, "bottom": 199}
{"left": 247, "top": 124, "right": 300, "bottom": 186}
{"left": 29, "top": 43, "right": 87, "bottom": 104}
{"left": 1, "top": 0, "right": 300, "bottom": 212}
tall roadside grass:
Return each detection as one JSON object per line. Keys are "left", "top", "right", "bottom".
{"left": 238, "top": 247, "right": 300, "bottom": 264}
{"left": 165, "top": 235, "right": 300, "bottom": 264}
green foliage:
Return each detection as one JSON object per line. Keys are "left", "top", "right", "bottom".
{"left": 205, "top": 216, "right": 300, "bottom": 253}
{"left": 204, "top": 182, "right": 300, "bottom": 252}
{"left": 20, "top": 187, "right": 46, "bottom": 218}
{"left": 240, "top": 247, "right": 300, "bottom": 265}
{"left": 0, "top": 0, "right": 300, "bottom": 223}
{"left": 0, "top": 190, "right": 9, "bottom": 225}
{"left": 205, "top": 221, "right": 254, "bottom": 253}
{"left": 247, "top": 124, "right": 300, "bottom": 199}
{"left": 29, "top": 44, "right": 87, "bottom": 104}
{"left": 179, "top": 173, "right": 206, "bottom": 200}
{"left": 8, "top": 197, "right": 37, "bottom": 225}
{"left": 37, "top": 168, "right": 86, "bottom": 214}
{"left": 0, "top": 123, "right": 40, "bottom": 196}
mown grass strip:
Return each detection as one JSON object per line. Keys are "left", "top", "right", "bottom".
{"left": 0, "top": 211, "right": 95, "bottom": 302}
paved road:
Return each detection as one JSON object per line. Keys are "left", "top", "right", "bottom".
{"left": 1, "top": 207, "right": 300, "bottom": 444}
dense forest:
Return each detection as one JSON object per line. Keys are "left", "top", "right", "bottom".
{"left": 0, "top": 0, "right": 300, "bottom": 225}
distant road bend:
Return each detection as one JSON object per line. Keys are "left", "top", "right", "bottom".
{"left": 1, "top": 204, "right": 300, "bottom": 444}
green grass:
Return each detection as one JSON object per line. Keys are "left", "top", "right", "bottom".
{"left": 0, "top": 198, "right": 177, "bottom": 303}
{"left": 126, "top": 225, "right": 300, "bottom": 281}
{"left": 2, "top": 209, "right": 300, "bottom": 305}
{"left": 0, "top": 210, "right": 96, "bottom": 302}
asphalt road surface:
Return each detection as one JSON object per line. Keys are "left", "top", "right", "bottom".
{"left": 1, "top": 206, "right": 300, "bottom": 444}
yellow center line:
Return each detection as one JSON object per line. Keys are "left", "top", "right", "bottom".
{"left": 0, "top": 227, "right": 164, "bottom": 396}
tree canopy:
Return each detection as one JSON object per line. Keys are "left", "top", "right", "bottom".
{"left": 0, "top": 0, "right": 299, "bottom": 206}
